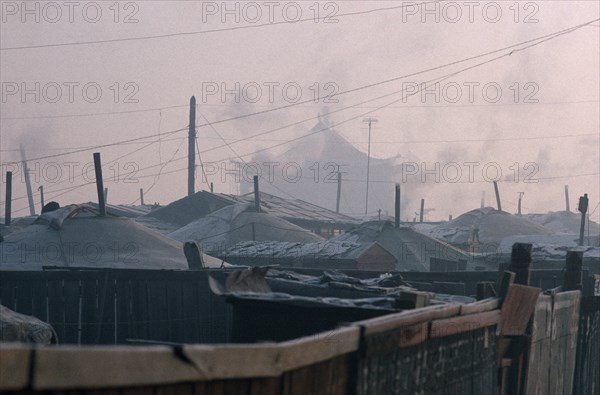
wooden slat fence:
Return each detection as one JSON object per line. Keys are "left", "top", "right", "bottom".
{"left": 574, "top": 294, "right": 600, "bottom": 395}
{"left": 1, "top": 299, "right": 500, "bottom": 394}
{"left": 524, "top": 290, "right": 581, "bottom": 395}
{"left": 0, "top": 269, "right": 230, "bottom": 345}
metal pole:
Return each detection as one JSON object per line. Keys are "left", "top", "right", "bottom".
{"left": 93, "top": 153, "right": 106, "bottom": 216}
{"left": 335, "top": 172, "right": 342, "bottom": 213}
{"left": 395, "top": 183, "right": 400, "bottom": 228}
{"left": 139, "top": 188, "right": 144, "bottom": 205}
{"left": 565, "top": 185, "right": 570, "bottom": 212}
{"left": 578, "top": 193, "right": 588, "bottom": 246}
{"left": 253, "top": 176, "right": 260, "bottom": 213}
{"left": 419, "top": 198, "right": 424, "bottom": 222}
{"left": 517, "top": 192, "right": 524, "bottom": 216}
{"left": 188, "top": 96, "right": 196, "bottom": 196}
{"left": 363, "top": 117, "right": 377, "bottom": 215}
{"left": 38, "top": 186, "right": 44, "bottom": 210}
{"left": 493, "top": 181, "right": 502, "bottom": 211}
{"left": 5, "top": 172, "right": 12, "bottom": 225}
{"left": 20, "top": 145, "right": 35, "bottom": 216}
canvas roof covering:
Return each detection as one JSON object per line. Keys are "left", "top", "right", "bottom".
{"left": 141, "top": 191, "right": 235, "bottom": 227}
{"left": 169, "top": 203, "right": 323, "bottom": 254}
{"left": 328, "top": 221, "right": 471, "bottom": 271}
{"left": 0, "top": 204, "right": 190, "bottom": 270}
{"left": 136, "top": 191, "right": 358, "bottom": 236}
{"left": 427, "top": 207, "right": 552, "bottom": 247}
{"left": 218, "top": 240, "right": 394, "bottom": 271}
{"left": 524, "top": 210, "right": 600, "bottom": 235}
{"left": 228, "top": 192, "right": 359, "bottom": 227}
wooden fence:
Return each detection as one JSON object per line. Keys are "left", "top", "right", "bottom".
{"left": 0, "top": 269, "right": 230, "bottom": 345}
{"left": 0, "top": 268, "right": 582, "bottom": 345}
{"left": 524, "top": 291, "right": 581, "bottom": 394}
{"left": 574, "top": 293, "right": 600, "bottom": 395}
{"left": 1, "top": 299, "right": 500, "bottom": 394}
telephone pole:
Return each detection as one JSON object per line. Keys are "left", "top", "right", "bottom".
{"left": 20, "top": 145, "right": 35, "bottom": 216}
{"left": 188, "top": 96, "right": 196, "bottom": 196}
{"left": 363, "top": 117, "right": 377, "bottom": 216}
{"left": 517, "top": 192, "right": 524, "bottom": 216}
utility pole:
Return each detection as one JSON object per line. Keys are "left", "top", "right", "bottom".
{"left": 253, "top": 176, "right": 261, "bottom": 213}
{"left": 493, "top": 181, "right": 502, "bottom": 211}
{"left": 578, "top": 193, "right": 588, "bottom": 246}
{"left": 395, "top": 183, "right": 400, "bottom": 228}
{"left": 517, "top": 192, "right": 524, "bottom": 216}
{"left": 419, "top": 198, "right": 425, "bottom": 223}
{"left": 188, "top": 96, "right": 196, "bottom": 196}
{"left": 335, "top": 172, "right": 342, "bottom": 213}
{"left": 565, "top": 185, "right": 570, "bottom": 213}
{"left": 20, "top": 145, "right": 35, "bottom": 216}
{"left": 38, "top": 186, "right": 44, "bottom": 210}
{"left": 362, "top": 117, "right": 377, "bottom": 215}
{"left": 5, "top": 172, "right": 12, "bottom": 225}
{"left": 139, "top": 188, "right": 144, "bottom": 206}
{"left": 93, "top": 153, "right": 106, "bottom": 217}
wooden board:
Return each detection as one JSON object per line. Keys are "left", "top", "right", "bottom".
{"left": 524, "top": 291, "right": 581, "bottom": 395}
{"left": 430, "top": 310, "right": 501, "bottom": 338}
{"left": 0, "top": 346, "right": 31, "bottom": 390}
{"left": 524, "top": 294, "right": 552, "bottom": 395}
{"left": 362, "top": 303, "right": 461, "bottom": 336}
{"left": 499, "top": 284, "right": 540, "bottom": 336}
{"left": 548, "top": 291, "right": 580, "bottom": 395}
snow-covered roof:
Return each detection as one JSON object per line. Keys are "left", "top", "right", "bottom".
{"left": 0, "top": 204, "right": 189, "bottom": 270}
{"left": 169, "top": 203, "right": 323, "bottom": 252}
{"left": 330, "top": 221, "right": 471, "bottom": 271}
{"left": 524, "top": 211, "right": 600, "bottom": 235}
{"left": 227, "top": 192, "right": 359, "bottom": 227}
{"left": 425, "top": 207, "right": 552, "bottom": 246}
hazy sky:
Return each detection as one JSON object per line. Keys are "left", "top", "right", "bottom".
{"left": 1, "top": 0, "right": 599, "bottom": 221}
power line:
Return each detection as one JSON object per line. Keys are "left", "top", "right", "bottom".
{"left": 213, "top": 26, "right": 586, "bottom": 163}
{"left": 0, "top": 136, "right": 183, "bottom": 153}
{"left": 1, "top": 126, "right": 188, "bottom": 165}
{"left": 3, "top": 20, "right": 596, "bottom": 209}
{"left": 3, "top": 129, "right": 593, "bottom": 162}
{"left": 6, "top": 139, "right": 162, "bottom": 205}
{"left": 3, "top": 98, "right": 597, "bottom": 122}
{"left": 34, "top": 22, "right": 600, "bottom": 201}
{"left": 2, "top": 19, "right": 597, "bottom": 124}
{"left": 0, "top": 1, "right": 442, "bottom": 51}
{"left": 0, "top": 104, "right": 188, "bottom": 121}
{"left": 198, "top": 111, "right": 300, "bottom": 201}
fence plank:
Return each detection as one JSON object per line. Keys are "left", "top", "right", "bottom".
{"left": 81, "top": 277, "right": 99, "bottom": 344}
{"left": 115, "top": 278, "right": 131, "bottom": 344}
{"left": 548, "top": 291, "right": 580, "bottom": 395}
{"left": 166, "top": 279, "right": 183, "bottom": 343}
{"left": 47, "top": 279, "right": 65, "bottom": 343}
{"left": 63, "top": 280, "right": 81, "bottom": 344}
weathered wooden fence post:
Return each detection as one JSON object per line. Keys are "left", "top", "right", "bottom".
{"left": 93, "top": 153, "right": 106, "bottom": 217}
{"left": 4, "top": 171, "right": 12, "bottom": 225}
{"left": 564, "top": 250, "right": 583, "bottom": 291}
{"left": 508, "top": 243, "right": 532, "bottom": 285}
